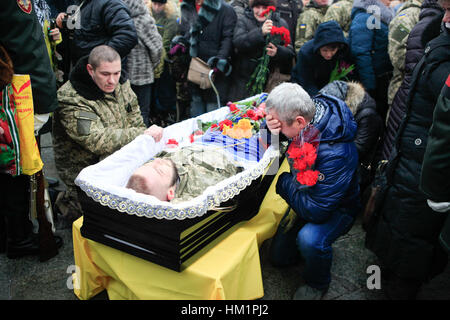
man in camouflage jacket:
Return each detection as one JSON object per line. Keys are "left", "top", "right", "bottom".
{"left": 52, "top": 45, "right": 150, "bottom": 226}
{"left": 295, "top": 0, "right": 329, "bottom": 51}
{"left": 387, "top": 0, "right": 423, "bottom": 107}
{"left": 323, "top": 0, "right": 353, "bottom": 37}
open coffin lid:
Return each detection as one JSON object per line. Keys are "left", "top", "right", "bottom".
{"left": 73, "top": 94, "right": 282, "bottom": 271}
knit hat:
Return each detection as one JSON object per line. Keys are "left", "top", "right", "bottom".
{"left": 152, "top": 0, "right": 167, "bottom": 3}
{"left": 249, "top": 0, "right": 277, "bottom": 8}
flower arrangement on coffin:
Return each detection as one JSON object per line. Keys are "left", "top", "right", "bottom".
{"left": 287, "top": 125, "right": 322, "bottom": 187}
{"left": 329, "top": 61, "right": 355, "bottom": 83}
{"left": 166, "top": 96, "right": 268, "bottom": 146}
{"left": 246, "top": 7, "right": 292, "bottom": 96}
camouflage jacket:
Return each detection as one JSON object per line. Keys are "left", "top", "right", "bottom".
{"left": 295, "top": 2, "right": 329, "bottom": 51}
{"left": 52, "top": 57, "right": 146, "bottom": 191}
{"left": 387, "top": 0, "right": 422, "bottom": 104}
{"left": 157, "top": 144, "right": 242, "bottom": 203}
{"left": 323, "top": 0, "right": 353, "bottom": 37}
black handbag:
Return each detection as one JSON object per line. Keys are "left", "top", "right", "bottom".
{"left": 362, "top": 160, "right": 389, "bottom": 231}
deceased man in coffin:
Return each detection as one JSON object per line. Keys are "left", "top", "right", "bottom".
{"left": 74, "top": 95, "right": 282, "bottom": 271}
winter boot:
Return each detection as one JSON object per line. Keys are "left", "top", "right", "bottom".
{"left": 5, "top": 212, "right": 40, "bottom": 259}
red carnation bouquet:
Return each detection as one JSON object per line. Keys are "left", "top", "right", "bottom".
{"left": 287, "top": 125, "right": 321, "bottom": 187}
{"left": 246, "top": 7, "right": 291, "bottom": 96}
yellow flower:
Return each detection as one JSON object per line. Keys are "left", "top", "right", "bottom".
{"left": 235, "top": 118, "right": 252, "bottom": 130}
{"left": 221, "top": 124, "right": 232, "bottom": 136}
{"left": 224, "top": 120, "right": 253, "bottom": 139}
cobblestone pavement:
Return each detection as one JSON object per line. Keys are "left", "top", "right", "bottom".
{"left": 1, "top": 133, "right": 449, "bottom": 300}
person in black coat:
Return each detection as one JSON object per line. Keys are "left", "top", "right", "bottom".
{"left": 55, "top": 0, "right": 138, "bottom": 80}
{"left": 320, "top": 80, "right": 383, "bottom": 194}
{"left": 365, "top": 15, "right": 450, "bottom": 300}
{"left": 420, "top": 74, "right": 450, "bottom": 254}
{"left": 291, "top": 20, "right": 354, "bottom": 97}
{"left": 381, "top": 0, "right": 444, "bottom": 161}
{"left": 227, "top": 0, "right": 295, "bottom": 102}
{"left": 0, "top": 0, "right": 62, "bottom": 260}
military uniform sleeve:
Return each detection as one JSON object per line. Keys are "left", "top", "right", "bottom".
{"left": 323, "top": 2, "right": 352, "bottom": 37}
{"left": 295, "top": 11, "right": 322, "bottom": 51}
{"left": 388, "top": 19, "right": 411, "bottom": 73}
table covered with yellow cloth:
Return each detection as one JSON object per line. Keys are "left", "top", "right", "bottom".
{"left": 72, "top": 159, "right": 290, "bottom": 300}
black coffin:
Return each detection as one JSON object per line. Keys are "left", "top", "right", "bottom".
{"left": 78, "top": 155, "right": 281, "bottom": 272}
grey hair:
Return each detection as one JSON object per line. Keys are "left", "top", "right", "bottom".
{"left": 88, "top": 45, "right": 121, "bottom": 70}
{"left": 265, "top": 83, "right": 316, "bottom": 125}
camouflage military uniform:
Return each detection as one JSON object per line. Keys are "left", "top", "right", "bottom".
{"left": 295, "top": 1, "right": 329, "bottom": 51}
{"left": 52, "top": 60, "right": 146, "bottom": 224}
{"left": 323, "top": 0, "right": 353, "bottom": 37}
{"left": 157, "top": 145, "right": 243, "bottom": 203}
{"left": 387, "top": 0, "right": 422, "bottom": 105}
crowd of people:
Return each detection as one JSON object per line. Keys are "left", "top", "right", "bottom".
{"left": 0, "top": 0, "right": 449, "bottom": 301}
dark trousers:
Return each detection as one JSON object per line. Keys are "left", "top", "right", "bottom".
{"left": 373, "top": 72, "right": 393, "bottom": 121}
{"left": 131, "top": 83, "right": 152, "bottom": 127}
{"left": 0, "top": 173, "right": 33, "bottom": 249}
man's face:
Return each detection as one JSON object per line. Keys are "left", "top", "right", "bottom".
{"left": 133, "top": 158, "right": 176, "bottom": 201}
{"left": 442, "top": 1, "right": 450, "bottom": 25}
{"left": 87, "top": 59, "right": 121, "bottom": 93}
{"left": 319, "top": 45, "right": 339, "bottom": 60}
{"left": 152, "top": 2, "right": 165, "bottom": 14}
{"left": 379, "top": 0, "right": 391, "bottom": 6}
{"left": 267, "top": 109, "right": 304, "bottom": 139}
{"left": 253, "top": 5, "right": 269, "bottom": 22}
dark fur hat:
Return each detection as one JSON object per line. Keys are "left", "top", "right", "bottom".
{"left": 0, "top": 45, "right": 14, "bottom": 88}
{"left": 249, "top": 0, "right": 277, "bottom": 8}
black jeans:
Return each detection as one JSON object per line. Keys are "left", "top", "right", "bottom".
{"left": 131, "top": 83, "right": 152, "bottom": 127}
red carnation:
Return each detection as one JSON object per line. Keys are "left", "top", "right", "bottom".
{"left": 293, "top": 158, "right": 307, "bottom": 171}
{"left": 260, "top": 6, "right": 276, "bottom": 17}
{"left": 245, "top": 109, "right": 256, "bottom": 119}
{"left": 219, "top": 119, "right": 233, "bottom": 131}
{"left": 229, "top": 103, "right": 238, "bottom": 113}
{"left": 270, "top": 26, "right": 291, "bottom": 47}
{"left": 287, "top": 144, "right": 303, "bottom": 159}
{"left": 167, "top": 139, "right": 178, "bottom": 146}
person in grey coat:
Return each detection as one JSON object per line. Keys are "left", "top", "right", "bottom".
{"left": 122, "top": 0, "right": 163, "bottom": 127}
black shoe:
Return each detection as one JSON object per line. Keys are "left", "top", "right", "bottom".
{"left": 6, "top": 233, "right": 40, "bottom": 259}
{"left": 7, "top": 234, "right": 64, "bottom": 260}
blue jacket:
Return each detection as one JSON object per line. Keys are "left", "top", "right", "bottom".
{"left": 291, "top": 21, "right": 352, "bottom": 96}
{"left": 276, "top": 94, "right": 361, "bottom": 224}
{"left": 349, "top": 0, "right": 394, "bottom": 91}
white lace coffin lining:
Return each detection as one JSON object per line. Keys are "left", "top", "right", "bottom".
{"left": 75, "top": 97, "right": 279, "bottom": 220}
